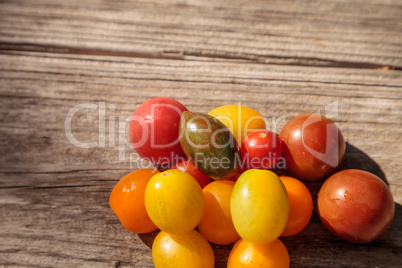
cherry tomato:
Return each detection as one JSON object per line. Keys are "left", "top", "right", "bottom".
{"left": 231, "top": 169, "right": 289, "bottom": 244}
{"left": 152, "top": 230, "right": 214, "bottom": 268}
{"left": 198, "top": 180, "right": 240, "bottom": 245}
{"left": 109, "top": 169, "right": 159, "bottom": 233}
{"left": 144, "top": 169, "right": 204, "bottom": 235}
{"left": 129, "top": 97, "right": 188, "bottom": 165}
{"left": 227, "top": 238, "right": 289, "bottom": 268}
{"left": 279, "top": 176, "right": 313, "bottom": 237}
{"left": 241, "top": 129, "right": 283, "bottom": 170}
{"left": 279, "top": 113, "right": 346, "bottom": 181}
{"left": 171, "top": 159, "right": 211, "bottom": 188}
{"left": 208, "top": 104, "right": 265, "bottom": 144}
{"left": 317, "top": 169, "right": 395, "bottom": 243}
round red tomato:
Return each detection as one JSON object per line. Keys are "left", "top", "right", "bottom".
{"left": 241, "top": 130, "right": 283, "bottom": 170}
{"left": 171, "top": 159, "right": 211, "bottom": 188}
{"left": 129, "top": 97, "right": 188, "bottom": 165}
{"left": 279, "top": 113, "right": 345, "bottom": 181}
{"left": 317, "top": 169, "right": 395, "bottom": 243}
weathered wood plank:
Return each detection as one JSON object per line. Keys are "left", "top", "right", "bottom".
{"left": 0, "top": 0, "right": 401, "bottom": 68}
{"left": 0, "top": 0, "right": 402, "bottom": 267}
{"left": 0, "top": 50, "right": 401, "bottom": 267}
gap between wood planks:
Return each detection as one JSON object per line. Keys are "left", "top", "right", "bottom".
{"left": 0, "top": 42, "right": 399, "bottom": 71}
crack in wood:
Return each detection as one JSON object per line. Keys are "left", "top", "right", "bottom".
{"left": 0, "top": 42, "right": 399, "bottom": 70}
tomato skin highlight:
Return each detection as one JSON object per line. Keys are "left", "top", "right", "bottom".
{"left": 129, "top": 97, "right": 188, "bottom": 165}
{"left": 109, "top": 169, "right": 159, "bottom": 234}
{"left": 171, "top": 159, "right": 211, "bottom": 188}
{"left": 317, "top": 169, "right": 395, "bottom": 244}
{"left": 279, "top": 176, "right": 313, "bottom": 237}
{"left": 241, "top": 129, "right": 283, "bottom": 170}
{"left": 231, "top": 169, "right": 289, "bottom": 244}
{"left": 279, "top": 113, "right": 345, "bottom": 181}
{"left": 144, "top": 169, "right": 205, "bottom": 235}
{"left": 198, "top": 180, "right": 240, "bottom": 245}
{"left": 227, "top": 238, "right": 289, "bottom": 268}
{"left": 152, "top": 230, "right": 215, "bottom": 268}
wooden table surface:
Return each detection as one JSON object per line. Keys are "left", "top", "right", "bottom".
{"left": 1, "top": 0, "right": 401, "bottom": 267}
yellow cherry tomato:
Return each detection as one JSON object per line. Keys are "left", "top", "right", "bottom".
{"left": 198, "top": 180, "right": 240, "bottom": 245}
{"left": 152, "top": 230, "right": 215, "bottom": 268}
{"left": 231, "top": 169, "right": 289, "bottom": 244}
{"left": 109, "top": 169, "right": 159, "bottom": 233}
{"left": 280, "top": 176, "right": 313, "bottom": 237}
{"left": 227, "top": 238, "right": 289, "bottom": 268}
{"left": 145, "top": 169, "right": 204, "bottom": 235}
{"left": 208, "top": 104, "right": 265, "bottom": 144}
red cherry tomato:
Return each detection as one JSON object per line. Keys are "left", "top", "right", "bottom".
{"left": 241, "top": 130, "right": 283, "bottom": 170}
{"left": 279, "top": 113, "right": 345, "bottom": 181}
{"left": 171, "top": 159, "right": 211, "bottom": 188}
{"left": 109, "top": 169, "right": 159, "bottom": 233}
{"left": 317, "top": 169, "right": 395, "bottom": 243}
{"left": 129, "top": 97, "right": 188, "bottom": 165}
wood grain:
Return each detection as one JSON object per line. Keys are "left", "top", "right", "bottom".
{"left": 0, "top": 0, "right": 401, "bottom": 68}
{"left": 0, "top": 0, "right": 401, "bottom": 267}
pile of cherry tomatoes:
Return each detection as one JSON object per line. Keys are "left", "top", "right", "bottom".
{"left": 109, "top": 97, "right": 394, "bottom": 267}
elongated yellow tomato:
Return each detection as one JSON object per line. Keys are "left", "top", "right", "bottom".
{"left": 231, "top": 169, "right": 289, "bottom": 244}
{"left": 152, "top": 230, "right": 215, "bottom": 268}
{"left": 145, "top": 169, "right": 204, "bottom": 234}
{"left": 208, "top": 104, "right": 265, "bottom": 144}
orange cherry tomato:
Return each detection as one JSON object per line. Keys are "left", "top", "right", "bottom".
{"left": 198, "top": 180, "right": 240, "bottom": 245}
{"left": 109, "top": 169, "right": 159, "bottom": 233}
{"left": 227, "top": 238, "right": 289, "bottom": 268}
{"left": 279, "top": 176, "right": 313, "bottom": 237}
{"left": 152, "top": 230, "right": 215, "bottom": 268}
